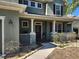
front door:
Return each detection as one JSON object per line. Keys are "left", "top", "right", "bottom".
{"left": 35, "top": 22, "right": 42, "bottom": 44}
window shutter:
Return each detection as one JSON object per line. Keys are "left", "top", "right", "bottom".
{"left": 61, "top": 5, "right": 63, "bottom": 16}
{"left": 53, "top": 4, "right": 55, "bottom": 14}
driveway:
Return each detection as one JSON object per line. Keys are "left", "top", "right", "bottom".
{"left": 26, "top": 43, "right": 56, "bottom": 59}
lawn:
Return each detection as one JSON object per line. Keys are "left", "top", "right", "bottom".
{"left": 47, "top": 47, "right": 79, "bottom": 59}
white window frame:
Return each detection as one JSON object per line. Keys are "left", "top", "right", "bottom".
{"left": 22, "top": 0, "right": 29, "bottom": 5}
{"left": 28, "top": 0, "right": 30, "bottom": 6}
{"left": 37, "top": 2, "right": 42, "bottom": 9}
{"left": 55, "top": 3, "right": 61, "bottom": 16}
{"left": 30, "top": 1, "right": 36, "bottom": 8}
{"left": 22, "top": 21, "right": 29, "bottom": 28}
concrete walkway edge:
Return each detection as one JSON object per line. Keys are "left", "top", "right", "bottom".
{"left": 26, "top": 43, "right": 56, "bottom": 59}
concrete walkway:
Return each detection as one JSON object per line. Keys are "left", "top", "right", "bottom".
{"left": 26, "top": 43, "right": 56, "bottom": 59}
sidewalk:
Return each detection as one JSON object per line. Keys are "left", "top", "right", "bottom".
{"left": 26, "top": 43, "right": 56, "bottom": 59}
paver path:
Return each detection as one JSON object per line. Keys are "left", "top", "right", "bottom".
{"left": 26, "top": 43, "right": 56, "bottom": 59}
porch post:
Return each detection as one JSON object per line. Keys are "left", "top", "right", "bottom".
{"left": 30, "top": 19, "right": 36, "bottom": 45}
{"left": 31, "top": 19, "right": 34, "bottom": 33}
{"left": 1, "top": 16, "right": 5, "bottom": 57}
{"left": 2, "top": 19, "right": 4, "bottom": 57}
{"left": 52, "top": 20, "right": 56, "bottom": 34}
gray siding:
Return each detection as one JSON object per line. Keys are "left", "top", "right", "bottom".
{"left": 0, "top": 10, "right": 19, "bottom": 53}
{"left": 47, "top": 2, "right": 53, "bottom": 15}
{"left": 26, "top": 4, "right": 46, "bottom": 15}
{"left": 0, "top": 0, "right": 18, "bottom": 3}
{"left": 19, "top": 0, "right": 46, "bottom": 15}
{"left": 47, "top": 0, "right": 64, "bottom": 15}
{"left": 54, "top": 0, "right": 63, "bottom": 4}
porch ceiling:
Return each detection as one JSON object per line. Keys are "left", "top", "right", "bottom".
{"left": 0, "top": 1, "right": 26, "bottom": 13}
{"left": 20, "top": 13, "right": 76, "bottom": 22}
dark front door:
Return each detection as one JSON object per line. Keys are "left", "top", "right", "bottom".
{"left": 35, "top": 25, "right": 42, "bottom": 44}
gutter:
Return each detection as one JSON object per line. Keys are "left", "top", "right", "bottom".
{"left": 20, "top": 13, "right": 75, "bottom": 21}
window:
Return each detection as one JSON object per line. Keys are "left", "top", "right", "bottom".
{"left": 37, "top": 3, "right": 42, "bottom": 8}
{"left": 56, "top": 23, "right": 63, "bottom": 33}
{"left": 55, "top": 3, "right": 61, "bottom": 16}
{"left": 24, "top": 0, "right": 28, "bottom": 5}
{"left": 55, "top": 5, "right": 61, "bottom": 15}
{"left": 20, "top": 0, "right": 43, "bottom": 9}
{"left": 31, "top": 1, "right": 35, "bottom": 7}
{"left": 22, "top": 21, "right": 29, "bottom": 28}
{"left": 67, "top": 24, "right": 71, "bottom": 32}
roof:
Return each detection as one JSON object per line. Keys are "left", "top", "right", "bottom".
{"left": 20, "top": 13, "right": 76, "bottom": 21}
{"left": 30, "top": 0, "right": 66, "bottom": 3}
{"left": 0, "top": 1, "right": 26, "bottom": 13}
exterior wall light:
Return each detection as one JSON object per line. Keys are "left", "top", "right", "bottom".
{"left": 9, "top": 19, "right": 13, "bottom": 24}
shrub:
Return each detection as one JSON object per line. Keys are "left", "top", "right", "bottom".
{"left": 66, "top": 32, "right": 77, "bottom": 42}
{"left": 52, "top": 32, "right": 77, "bottom": 44}
{"left": 52, "top": 33, "right": 60, "bottom": 43}
{"left": 58, "top": 33, "right": 67, "bottom": 43}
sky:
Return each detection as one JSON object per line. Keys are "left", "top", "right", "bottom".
{"left": 68, "top": 0, "right": 79, "bottom": 16}
{"left": 72, "top": 7, "right": 79, "bottom": 16}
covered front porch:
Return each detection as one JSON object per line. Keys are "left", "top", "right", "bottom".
{"left": 19, "top": 13, "right": 75, "bottom": 46}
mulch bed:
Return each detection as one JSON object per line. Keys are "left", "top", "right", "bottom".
{"left": 6, "top": 44, "right": 42, "bottom": 59}
{"left": 47, "top": 47, "right": 79, "bottom": 59}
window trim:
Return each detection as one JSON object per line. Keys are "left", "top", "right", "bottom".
{"left": 30, "top": 1, "right": 42, "bottom": 9}
{"left": 23, "top": 0, "right": 28, "bottom": 5}
{"left": 21, "top": 21, "right": 29, "bottom": 28}
{"left": 37, "top": 2, "right": 42, "bottom": 9}
{"left": 55, "top": 3, "right": 61, "bottom": 16}
{"left": 30, "top": 1, "right": 36, "bottom": 8}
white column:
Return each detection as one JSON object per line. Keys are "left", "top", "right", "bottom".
{"left": 31, "top": 19, "right": 34, "bottom": 33}
{"left": 30, "top": 19, "right": 36, "bottom": 45}
{"left": 45, "top": 3, "right": 48, "bottom": 15}
{"left": 52, "top": 20, "right": 56, "bottom": 34}
{"left": 2, "top": 19, "right": 4, "bottom": 57}
{"left": 1, "top": 17, "right": 5, "bottom": 57}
